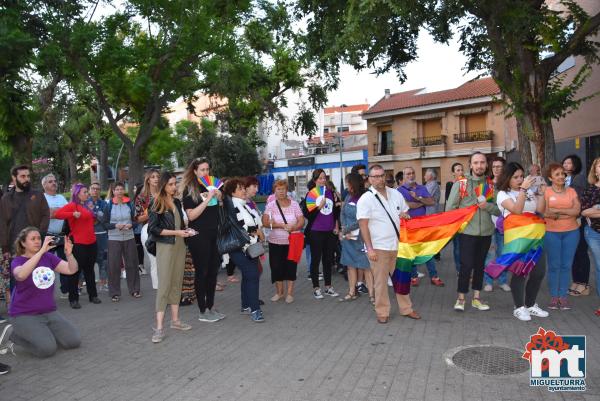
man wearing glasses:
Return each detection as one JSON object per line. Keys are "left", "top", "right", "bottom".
{"left": 357, "top": 165, "right": 421, "bottom": 323}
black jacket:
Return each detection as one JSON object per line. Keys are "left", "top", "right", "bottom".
{"left": 147, "top": 198, "right": 186, "bottom": 244}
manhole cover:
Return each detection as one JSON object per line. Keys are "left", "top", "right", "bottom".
{"left": 449, "top": 346, "right": 529, "bottom": 376}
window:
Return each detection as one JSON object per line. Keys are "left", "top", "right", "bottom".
{"left": 422, "top": 119, "right": 441, "bottom": 138}
{"left": 323, "top": 128, "right": 329, "bottom": 134}
{"left": 336, "top": 126, "right": 350, "bottom": 132}
{"left": 376, "top": 130, "right": 393, "bottom": 155}
{"left": 465, "top": 113, "right": 486, "bottom": 133}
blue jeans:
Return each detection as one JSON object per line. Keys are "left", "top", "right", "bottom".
{"left": 305, "top": 246, "right": 311, "bottom": 273}
{"left": 545, "top": 229, "right": 580, "bottom": 298}
{"left": 584, "top": 226, "right": 600, "bottom": 297}
{"left": 95, "top": 232, "right": 108, "bottom": 281}
{"left": 411, "top": 259, "right": 438, "bottom": 278}
{"left": 230, "top": 250, "right": 261, "bottom": 312}
{"left": 484, "top": 231, "right": 507, "bottom": 285}
{"left": 452, "top": 235, "right": 460, "bottom": 273}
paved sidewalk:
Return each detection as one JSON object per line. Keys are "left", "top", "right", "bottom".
{"left": 0, "top": 247, "right": 598, "bottom": 401}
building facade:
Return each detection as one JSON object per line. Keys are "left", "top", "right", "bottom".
{"left": 363, "top": 78, "right": 518, "bottom": 198}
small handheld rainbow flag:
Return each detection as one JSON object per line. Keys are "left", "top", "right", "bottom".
{"left": 474, "top": 177, "right": 494, "bottom": 202}
{"left": 393, "top": 206, "right": 478, "bottom": 295}
{"left": 485, "top": 213, "right": 545, "bottom": 278}
{"left": 305, "top": 186, "right": 326, "bottom": 212}
{"left": 197, "top": 176, "right": 223, "bottom": 190}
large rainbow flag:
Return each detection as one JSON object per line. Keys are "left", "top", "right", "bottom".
{"left": 485, "top": 213, "right": 545, "bottom": 278}
{"left": 392, "top": 205, "right": 478, "bottom": 295}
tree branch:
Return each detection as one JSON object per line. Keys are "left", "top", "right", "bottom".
{"left": 541, "top": 11, "right": 600, "bottom": 77}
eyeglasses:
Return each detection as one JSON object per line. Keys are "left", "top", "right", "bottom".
{"left": 369, "top": 174, "right": 385, "bottom": 179}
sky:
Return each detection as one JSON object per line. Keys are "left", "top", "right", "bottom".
{"left": 326, "top": 29, "right": 485, "bottom": 108}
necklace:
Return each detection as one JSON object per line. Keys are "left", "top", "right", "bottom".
{"left": 551, "top": 185, "right": 565, "bottom": 194}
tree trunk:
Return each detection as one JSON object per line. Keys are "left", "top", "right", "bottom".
{"left": 523, "top": 109, "right": 555, "bottom": 168}
{"left": 66, "top": 149, "right": 78, "bottom": 186}
{"left": 11, "top": 133, "right": 33, "bottom": 167}
{"left": 542, "top": 121, "right": 556, "bottom": 166}
{"left": 99, "top": 136, "right": 109, "bottom": 190}
{"left": 515, "top": 115, "right": 533, "bottom": 169}
{"left": 127, "top": 145, "right": 145, "bottom": 191}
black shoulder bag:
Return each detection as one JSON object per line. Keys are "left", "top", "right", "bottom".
{"left": 371, "top": 190, "right": 400, "bottom": 240}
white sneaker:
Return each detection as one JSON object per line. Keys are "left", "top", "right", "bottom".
{"left": 313, "top": 288, "right": 324, "bottom": 299}
{"left": 323, "top": 287, "right": 339, "bottom": 297}
{"left": 513, "top": 306, "right": 531, "bottom": 321}
{"left": 527, "top": 304, "right": 549, "bottom": 317}
{"left": 417, "top": 272, "right": 425, "bottom": 278}
{"left": 499, "top": 284, "right": 511, "bottom": 292}
{"left": 387, "top": 277, "right": 393, "bottom": 287}
{"left": 121, "top": 271, "right": 126, "bottom": 279}
{"left": 483, "top": 284, "right": 493, "bottom": 292}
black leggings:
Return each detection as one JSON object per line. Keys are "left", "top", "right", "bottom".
{"left": 571, "top": 223, "right": 590, "bottom": 284}
{"left": 308, "top": 230, "right": 336, "bottom": 288}
{"left": 269, "top": 243, "right": 297, "bottom": 283}
{"left": 511, "top": 253, "right": 546, "bottom": 308}
{"left": 457, "top": 234, "right": 491, "bottom": 294}
{"left": 69, "top": 243, "right": 98, "bottom": 302}
{"left": 134, "top": 233, "right": 144, "bottom": 266}
{"left": 187, "top": 231, "right": 220, "bottom": 313}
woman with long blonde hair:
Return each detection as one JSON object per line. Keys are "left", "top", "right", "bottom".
{"left": 136, "top": 169, "right": 160, "bottom": 289}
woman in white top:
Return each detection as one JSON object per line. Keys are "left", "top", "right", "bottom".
{"left": 496, "top": 162, "right": 548, "bottom": 321}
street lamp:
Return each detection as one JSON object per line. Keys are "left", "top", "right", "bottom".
{"left": 338, "top": 104, "right": 347, "bottom": 192}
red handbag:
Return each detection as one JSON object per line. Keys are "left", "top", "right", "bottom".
{"left": 287, "top": 232, "right": 304, "bottom": 263}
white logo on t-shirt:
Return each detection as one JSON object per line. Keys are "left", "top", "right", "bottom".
{"left": 317, "top": 196, "right": 334, "bottom": 215}
{"left": 32, "top": 266, "right": 55, "bottom": 289}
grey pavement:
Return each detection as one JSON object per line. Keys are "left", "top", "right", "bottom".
{"left": 0, "top": 246, "right": 599, "bottom": 401}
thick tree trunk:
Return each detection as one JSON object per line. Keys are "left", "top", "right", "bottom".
{"left": 66, "top": 149, "right": 78, "bottom": 186}
{"left": 98, "top": 136, "right": 109, "bottom": 190}
{"left": 127, "top": 145, "right": 145, "bottom": 191}
{"left": 515, "top": 116, "right": 533, "bottom": 169}
{"left": 11, "top": 133, "right": 33, "bottom": 167}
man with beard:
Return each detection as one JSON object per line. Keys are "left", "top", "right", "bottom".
{"left": 0, "top": 165, "right": 50, "bottom": 257}
{"left": 446, "top": 152, "right": 500, "bottom": 312}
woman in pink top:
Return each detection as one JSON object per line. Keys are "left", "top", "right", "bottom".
{"left": 262, "top": 180, "right": 304, "bottom": 303}
{"left": 543, "top": 163, "right": 581, "bottom": 310}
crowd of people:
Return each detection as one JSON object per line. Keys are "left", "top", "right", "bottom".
{"left": 0, "top": 152, "right": 599, "bottom": 375}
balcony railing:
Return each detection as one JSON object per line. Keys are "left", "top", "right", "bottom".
{"left": 453, "top": 130, "right": 493, "bottom": 143}
{"left": 411, "top": 135, "right": 447, "bottom": 147}
{"left": 373, "top": 142, "right": 394, "bottom": 156}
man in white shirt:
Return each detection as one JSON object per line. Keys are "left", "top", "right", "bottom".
{"left": 357, "top": 165, "right": 421, "bottom": 323}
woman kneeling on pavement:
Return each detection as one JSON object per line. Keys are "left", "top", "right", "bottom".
{"left": 9, "top": 227, "right": 81, "bottom": 357}
{"left": 495, "top": 162, "right": 549, "bottom": 321}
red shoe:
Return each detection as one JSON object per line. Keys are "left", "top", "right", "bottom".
{"left": 410, "top": 277, "right": 420, "bottom": 287}
{"left": 594, "top": 308, "right": 600, "bottom": 316}
{"left": 431, "top": 277, "right": 445, "bottom": 287}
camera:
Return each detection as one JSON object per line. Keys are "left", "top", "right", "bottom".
{"left": 49, "top": 236, "right": 65, "bottom": 247}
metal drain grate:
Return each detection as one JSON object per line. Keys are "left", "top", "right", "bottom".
{"left": 450, "top": 346, "right": 529, "bottom": 376}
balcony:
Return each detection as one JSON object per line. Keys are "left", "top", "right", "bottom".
{"left": 453, "top": 130, "right": 493, "bottom": 143}
{"left": 411, "top": 135, "right": 447, "bottom": 147}
{"left": 373, "top": 141, "right": 394, "bottom": 156}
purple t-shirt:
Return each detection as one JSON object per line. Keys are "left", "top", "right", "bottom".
{"left": 398, "top": 183, "right": 431, "bottom": 217}
{"left": 9, "top": 252, "right": 62, "bottom": 317}
{"left": 310, "top": 190, "right": 335, "bottom": 232}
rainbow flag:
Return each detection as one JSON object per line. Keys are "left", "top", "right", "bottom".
{"left": 393, "top": 206, "right": 478, "bottom": 295}
{"left": 474, "top": 177, "right": 494, "bottom": 202}
{"left": 485, "top": 213, "right": 545, "bottom": 278}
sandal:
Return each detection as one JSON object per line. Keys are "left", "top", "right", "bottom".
{"left": 339, "top": 292, "right": 358, "bottom": 302}
{"left": 215, "top": 283, "right": 225, "bottom": 291}
{"left": 569, "top": 283, "right": 588, "bottom": 296}
{"left": 369, "top": 296, "right": 375, "bottom": 306}
{"left": 132, "top": 292, "right": 141, "bottom": 298}
{"left": 227, "top": 275, "right": 240, "bottom": 283}
{"left": 111, "top": 296, "right": 120, "bottom": 302}
{"left": 595, "top": 308, "right": 600, "bottom": 317}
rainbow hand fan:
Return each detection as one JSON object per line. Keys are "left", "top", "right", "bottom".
{"left": 474, "top": 178, "right": 494, "bottom": 202}
{"left": 198, "top": 175, "right": 223, "bottom": 189}
{"left": 305, "top": 186, "right": 327, "bottom": 212}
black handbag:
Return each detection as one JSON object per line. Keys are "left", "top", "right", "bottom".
{"left": 216, "top": 205, "right": 251, "bottom": 255}
{"left": 145, "top": 236, "right": 157, "bottom": 256}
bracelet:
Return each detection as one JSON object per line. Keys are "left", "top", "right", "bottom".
{"left": 519, "top": 187, "right": 527, "bottom": 192}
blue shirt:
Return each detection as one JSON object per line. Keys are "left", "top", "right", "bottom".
{"left": 397, "top": 183, "right": 431, "bottom": 217}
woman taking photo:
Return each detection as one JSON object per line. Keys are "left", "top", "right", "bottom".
{"left": 263, "top": 179, "right": 304, "bottom": 304}
{"left": 339, "top": 173, "right": 372, "bottom": 302}
{"left": 580, "top": 158, "right": 600, "bottom": 315}
{"left": 148, "top": 172, "right": 194, "bottom": 343}
{"left": 302, "top": 169, "right": 341, "bottom": 299}
{"left": 495, "top": 162, "right": 548, "bottom": 321}
{"left": 223, "top": 178, "right": 265, "bottom": 323}
{"left": 180, "top": 158, "right": 225, "bottom": 323}
{"left": 101, "top": 182, "right": 141, "bottom": 302}
{"left": 136, "top": 169, "right": 160, "bottom": 289}
{"left": 55, "top": 183, "right": 101, "bottom": 309}
{"left": 9, "top": 227, "right": 81, "bottom": 357}
{"left": 543, "top": 163, "right": 581, "bottom": 310}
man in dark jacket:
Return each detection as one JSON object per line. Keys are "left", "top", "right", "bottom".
{"left": 0, "top": 165, "right": 50, "bottom": 256}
